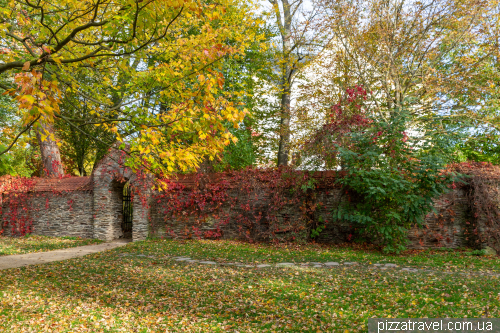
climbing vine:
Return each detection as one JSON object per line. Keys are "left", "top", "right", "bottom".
{"left": 0, "top": 176, "right": 35, "bottom": 236}
{"left": 152, "top": 168, "right": 329, "bottom": 243}
{"left": 449, "top": 162, "right": 500, "bottom": 252}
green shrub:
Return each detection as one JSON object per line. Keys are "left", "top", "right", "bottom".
{"left": 331, "top": 110, "right": 458, "bottom": 253}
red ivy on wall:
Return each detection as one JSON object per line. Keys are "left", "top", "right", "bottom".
{"left": 152, "top": 167, "right": 337, "bottom": 243}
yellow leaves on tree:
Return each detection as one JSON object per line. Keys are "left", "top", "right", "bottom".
{"left": 0, "top": 0, "right": 263, "bottom": 175}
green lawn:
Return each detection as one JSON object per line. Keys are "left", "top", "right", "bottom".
{"left": 0, "top": 239, "right": 498, "bottom": 332}
{"left": 125, "top": 239, "right": 500, "bottom": 273}
{"left": 0, "top": 235, "right": 103, "bottom": 256}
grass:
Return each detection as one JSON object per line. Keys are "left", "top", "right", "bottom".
{"left": 0, "top": 239, "right": 499, "bottom": 332}
{"left": 0, "top": 235, "right": 103, "bottom": 256}
{"left": 125, "top": 239, "right": 500, "bottom": 273}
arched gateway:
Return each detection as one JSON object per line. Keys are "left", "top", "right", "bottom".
{"left": 91, "top": 149, "right": 152, "bottom": 241}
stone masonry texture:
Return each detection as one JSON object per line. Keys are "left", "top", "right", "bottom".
{"left": 0, "top": 162, "right": 493, "bottom": 250}
{"left": 0, "top": 148, "right": 151, "bottom": 242}
{"left": 148, "top": 176, "right": 477, "bottom": 250}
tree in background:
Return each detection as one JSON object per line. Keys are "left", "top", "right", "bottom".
{"left": 444, "top": 37, "right": 500, "bottom": 164}
{"left": 0, "top": 82, "right": 32, "bottom": 176}
{"left": 292, "top": 0, "right": 499, "bottom": 162}
{"left": 208, "top": 20, "right": 276, "bottom": 171}
{"left": 260, "top": 0, "right": 329, "bottom": 166}
{"left": 55, "top": 93, "right": 116, "bottom": 176}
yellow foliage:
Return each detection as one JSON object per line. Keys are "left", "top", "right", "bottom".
{"left": 1, "top": 0, "right": 262, "bottom": 175}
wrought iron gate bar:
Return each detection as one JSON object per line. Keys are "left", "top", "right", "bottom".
{"left": 122, "top": 185, "right": 133, "bottom": 233}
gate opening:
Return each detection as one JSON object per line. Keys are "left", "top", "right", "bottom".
{"left": 122, "top": 183, "right": 133, "bottom": 238}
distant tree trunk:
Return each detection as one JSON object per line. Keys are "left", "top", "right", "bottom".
{"left": 274, "top": 0, "right": 293, "bottom": 166}
{"left": 277, "top": 78, "right": 292, "bottom": 166}
{"left": 269, "top": 0, "right": 323, "bottom": 166}
{"left": 35, "top": 118, "right": 64, "bottom": 178}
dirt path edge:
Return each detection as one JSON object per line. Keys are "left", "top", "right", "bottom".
{"left": 0, "top": 240, "right": 130, "bottom": 270}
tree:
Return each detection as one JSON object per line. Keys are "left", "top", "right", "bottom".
{"left": 0, "top": 83, "right": 31, "bottom": 176}
{"left": 300, "top": 0, "right": 500, "bottom": 143}
{"left": 264, "top": 0, "right": 327, "bottom": 166}
{"left": 55, "top": 93, "right": 116, "bottom": 176}
{"left": 302, "top": 86, "right": 456, "bottom": 252}
{"left": 208, "top": 20, "right": 275, "bottom": 171}
{"left": 444, "top": 39, "right": 500, "bottom": 163}
{"left": 0, "top": 0, "right": 263, "bottom": 176}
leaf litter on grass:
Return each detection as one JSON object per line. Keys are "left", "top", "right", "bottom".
{"left": 0, "top": 240, "right": 498, "bottom": 332}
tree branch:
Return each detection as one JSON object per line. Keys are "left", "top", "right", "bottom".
{"left": 0, "top": 115, "right": 41, "bottom": 156}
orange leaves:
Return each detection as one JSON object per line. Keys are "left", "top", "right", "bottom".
{"left": 6, "top": 70, "right": 62, "bottom": 127}
{"left": 41, "top": 45, "right": 51, "bottom": 54}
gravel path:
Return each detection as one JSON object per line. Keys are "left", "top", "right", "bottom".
{"left": 0, "top": 240, "right": 130, "bottom": 270}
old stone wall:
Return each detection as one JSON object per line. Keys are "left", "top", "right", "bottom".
{"left": 92, "top": 177, "right": 126, "bottom": 241}
{"left": 407, "top": 188, "right": 469, "bottom": 249}
{"left": 148, "top": 186, "right": 357, "bottom": 244}
{"left": 0, "top": 147, "right": 153, "bottom": 242}
{"left": 312, "top": 187, "right": 354, "bottom": 244}
{"left": 147, "top": 188, "right": 240, "bottom": 239}
{"left": 149, "top": 181, "right": 472, "bottom": 249}
{"left": 1, "top": 190, "right": 93, "bottom": 238}
{"left": 0, "top": 167, "right": 487, "bottom": 249}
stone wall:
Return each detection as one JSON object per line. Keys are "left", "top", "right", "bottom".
{"left": 407, "top": 188, "right": 469, "bottom": 249}
{"left": 1, "top": 190, "right": 93, "bottom": 238}
{"left": 91, "top": 147, "right": 152, "bottom": 242}
{"left": 0, "top": 147, "right": 153, "bottom": 242}
{"left": 92, "top": 178, "right": 127, "bottom": 241}
{"left": 149, "top": 178, "right": 473, "bottom": 249}
{"left": 149, "top": 189, "right": 268, "bottom": 241}
{"left": 148, "top": 186, "right": 362, "bottom": 245}
{"left": 0, "top": 166, "right": 491, "bottom": 249}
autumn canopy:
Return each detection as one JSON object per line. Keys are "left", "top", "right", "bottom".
{"left": 0, "top": 0, "right": 262, "bottom": 176}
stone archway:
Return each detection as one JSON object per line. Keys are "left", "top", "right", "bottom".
{"left": 91, "top": 149, "right": 151, "bottom": 242}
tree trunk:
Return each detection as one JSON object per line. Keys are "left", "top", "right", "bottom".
{"left": 276, "top": 0, "right": 293, "bottom": 167}
{"left": 35, "top": 118, "right": 64, "bottom": 178}
{"left": 277, "top": 80, "right": 291, "bottom": 166}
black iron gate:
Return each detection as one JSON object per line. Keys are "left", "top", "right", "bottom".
{"left": 122, "top": 184, "right": 133, "bottom": 233}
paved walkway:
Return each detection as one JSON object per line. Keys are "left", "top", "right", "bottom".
{"left": 0, "top": 240, "right": 130, "bottom": 270}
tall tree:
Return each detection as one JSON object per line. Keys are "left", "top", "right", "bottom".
{"left": 266, "top": 0, "right": 326, "bottom": 166}
{"left": 35, "top": 119, "right": 63, "bottom": 177}
{"left": 311, "top": 0, "right": 500, "bottom": 133}
{"left": 0, "top": 0, "right": 262, "bottom": 176}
